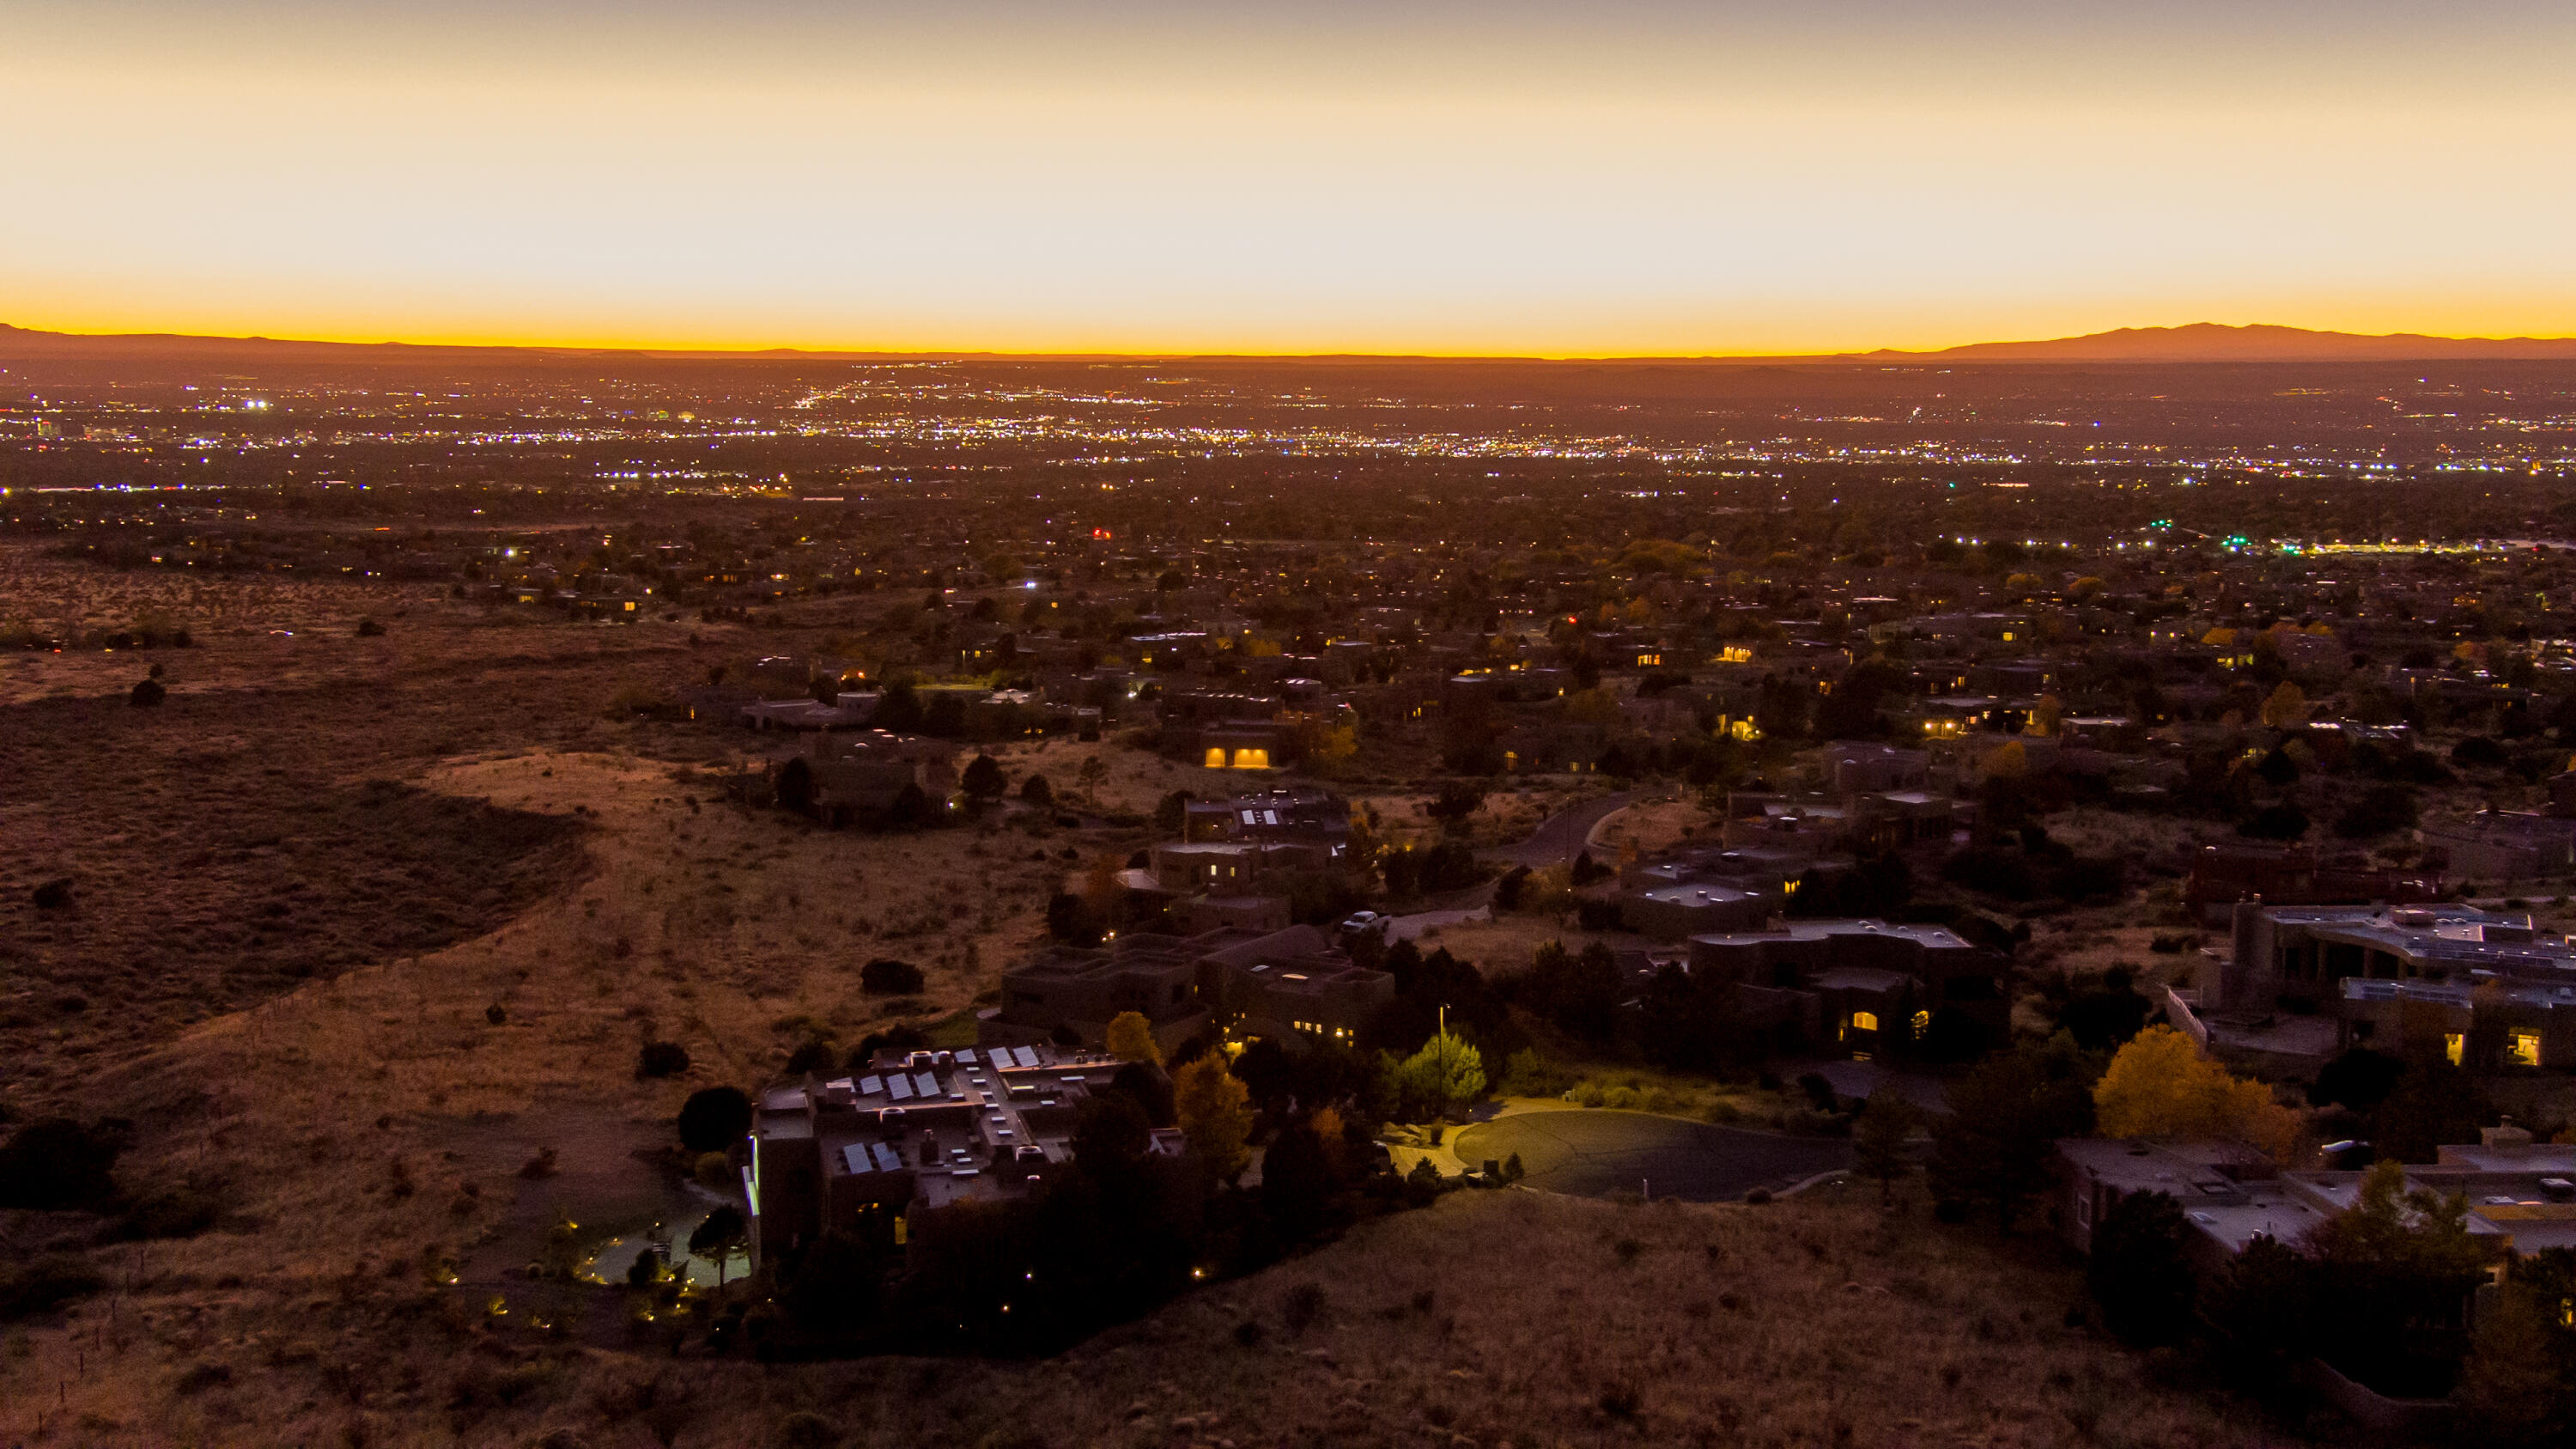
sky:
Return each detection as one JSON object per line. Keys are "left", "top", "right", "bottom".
{"left": 4, "top": 1, "right": 2575, "bottom": 355}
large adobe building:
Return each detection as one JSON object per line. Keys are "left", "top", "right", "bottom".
{"left": 745, "top": 1044, "right": 1180, "bottom": 1263}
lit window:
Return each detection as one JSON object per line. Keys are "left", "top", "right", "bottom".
{"left": 1851, "top": 1011, "right": 1880, "bottom": 1033}
{"left": 2512, "top": 1031, "right": 2543, "bottom": 1068}
{"left": 1204, "top": 746, "right": 1226, "bottom": 768}
{"left": 2445, "top": 1032, "right": 2465, "bottom": 1067}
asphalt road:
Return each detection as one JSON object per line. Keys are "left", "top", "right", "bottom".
{"left": 1484, "top": 791, "right": 1633, "bottom": 868}
{"left": 1450, "top": 1110, "right": 1850, "bottom": 1202}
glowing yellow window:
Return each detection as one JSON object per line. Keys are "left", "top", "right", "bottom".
{"left": 1232, "top": 747, "right": 1269, "bottom": 769}
{"left": 1912, "top": 1009, "right": 1932, "bottom": 1039}
{"left": 2445, "top": 1032, "right": 2465, "bottom": 1067}
{"left": 1204, "top": 746, "right": 1226, "bottom": 768}
{"left": 1851, "top": 1011, "right": 1880, "bottom": 1033}
{"left": 2511, "top": 1031, "right": 2543, "bottom": 1068}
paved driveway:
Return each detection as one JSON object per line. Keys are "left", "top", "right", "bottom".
{"left": 1450, "top": 1110, "right": 1850, "bottom": 1202}
{"left": 1485, "top": 792, "right": 1632, "bottom": 869}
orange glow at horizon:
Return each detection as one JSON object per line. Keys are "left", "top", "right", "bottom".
{"left": 5, "top": 3, "right": 2575, "bottom": 356}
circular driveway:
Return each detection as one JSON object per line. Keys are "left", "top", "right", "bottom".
{"left": 1450, "top": 1110, "right": 1850, "bottom": 1202}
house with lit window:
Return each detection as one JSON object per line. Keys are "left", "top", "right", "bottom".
{"left": 2225, "top": 902, "right": 2576, "bottom": 1072}
{"left": 1685, "top": 919, "right": 2009, "bottom": 1059}
{"left": 987, "top": 923, "right": 1393, "bottom": 1056}
{"left": 1180, "top": 788, "right": 1352, "bottom": 852}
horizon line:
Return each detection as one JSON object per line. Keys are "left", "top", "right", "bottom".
{"left": 11, "top": 319, "right": 2576, "bottom": 364}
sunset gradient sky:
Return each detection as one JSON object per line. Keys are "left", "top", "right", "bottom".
{"left": 6, "top": 1, "right": 2574, "bottom": 355}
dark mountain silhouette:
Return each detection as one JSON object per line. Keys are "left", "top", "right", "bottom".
{"left": 4, "top": 320, "right": 2574, "bottom": 365}
{"left": 1850, "top": 322, "right": 2576, "bottom": 363}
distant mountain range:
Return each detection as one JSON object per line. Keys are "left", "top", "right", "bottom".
{"left": 1847, "top": 323, "right": 2576, "bottom": 363}
{"left": 4, "top": 320, "right": 2575, "bottom": 365}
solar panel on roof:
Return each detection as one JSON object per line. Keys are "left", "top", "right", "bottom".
{"left": 1013, "top": 1046, "right": 1039, "bottom": 1068}
{"left": 858, "top": 1075, "right": 882, "bottom": 1095}
{"left": 955, "top": 1049, "right": 977, "bottom": 1064}
{"left": 914, "top": 1072, "right": 939, "bottom": 1098}
{"left": 841, "top": 1145, "right": 874, "bottom": 1175}
{"left": 887, "top": 1075, "right": 914, "bottom": 1101}
{"left": 871, "top": 1142, "right": 902, "bottom": 1172}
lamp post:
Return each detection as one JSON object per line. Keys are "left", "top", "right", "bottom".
{"left": 1437, "top": 1002, "right": 1450, "bottom": 1120}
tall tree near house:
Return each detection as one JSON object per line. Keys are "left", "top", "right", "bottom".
{"left": 1105, "top": 1010, "right": 1163, "bottom": 1065}
{"left": 961, "top": 752, "right": 1006, "bottom": 799}
{"left": 1929, "top": 1034, "right": 2097, "bottom": 1233}
{"left": 2086, "top": 1190, "right": 2194, "bottom": 1346}
{"left": 1173, "top": 1053, "right": 1255, "bottom": 1184}
{"left": 688, "top": 1204, "right": 749, "bottom": 1288}
{"left": 1853, "top": 1087, "right": 1917, "bottom": 1205}
{"left": 1076, "top": 754, "right": 1108, "bottom": 807}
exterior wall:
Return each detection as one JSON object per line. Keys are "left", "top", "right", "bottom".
{"left": 1619, "top": 888, "right": 1772, "bottom": 942}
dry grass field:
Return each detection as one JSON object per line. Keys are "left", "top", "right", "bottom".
{"left": 0, "top": 554, "right": 2313, "bottom": 1448}
{"left": 3, "top": 1175, "right": 2304, "bottom": 1449}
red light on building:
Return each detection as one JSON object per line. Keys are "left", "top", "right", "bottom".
{"left": 1091, "top": 527, "right": 1112, "bottom": 539}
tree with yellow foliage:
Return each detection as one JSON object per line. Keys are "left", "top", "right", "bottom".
{"left": 1563, "top": 688, "right": 1620, "bottom": 728}
{"left": 1104, "top": 1010, "right": 1162, "bottom": 1065}
{"left": 2259, "top": 681, "right": 2307, "bottom": 730}
{"left": 1173, "top": 1052, "right": 1255, "bottom": 1183}
{"left": 1307, "top": 1105, "right": 1347, "bottom": 1178}
{"left": 2093, "top": 1026, "right": 2300, "bottom": 1160}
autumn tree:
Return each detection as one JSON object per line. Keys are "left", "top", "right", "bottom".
{"left": 1104, "top": 1010, "right": 1163, "bottom": 1065}
{"left": 2458, "top": 1247, "right": 2576, "bottom": 1446}
{"left": 2092, "top": 1025, "right": 2300, "bottom": 1160}
{"left": 1173, "top": 1053, "right": 1255, "bottom": 1183}
{"left": 2260, "top": 681, "right": 2309, "bottom": 730}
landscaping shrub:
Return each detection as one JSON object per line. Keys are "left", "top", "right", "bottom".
{"left": 860, "top": 958, "right": 926, "bottom": 995}
{"left": 636, "top": 1040, "right": 691, "bottom": 1079}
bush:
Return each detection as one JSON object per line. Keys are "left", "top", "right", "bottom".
{"left": 636, "top": 1040, "right": 691, "bottom": 1079}
{"left": 129, "top": 677, "right": 167, "bottom": 708}
{"left": 860, "top": 958, "right": 926, "bottom": 995}
{"left": 0, "top": 1256, "right": 106, "bottom": 1321}
{"left": 2334, "top": 785, "right": 2421, "bottom": 839}
{"left": 1045, "top": 892, "right": 1102, "bottom": 947}
{"left": 112, "top": 1185, "right": 222, "bottom": 1240}
{"left": 0, "top": 1117, "right": 125, "bottom": 1209}
{"left": 775, "top": 1409, "right": 843, "bottom": 1449}
{"left": 355, "top": 618, "right": 387, "bottom": 637}
{"left": 785, "top": 1038, "right": 835, "bottom": 1075}
{"left": 2087, "top": 1190, "right": 2194, "bottom": 1345}
{"left": 677, "top": 1086, "right": 754, "bottom": 1153}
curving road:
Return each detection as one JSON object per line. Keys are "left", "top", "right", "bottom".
{"left": 1484, "top": 791, "right": 1632, "bottom": 869}
{"left": 1451, "top": 1110, "right": 1850, "bottom": 1202}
